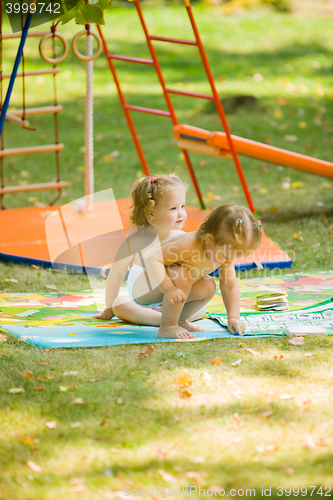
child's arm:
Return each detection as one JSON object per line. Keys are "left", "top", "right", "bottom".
{"left": 145, "top": 234, "right": 192, "bottom": 304}
{"left": 93, "top": 241, "right": 134, "bottom": 320}
{"left": 219, "top": 262, "right": 245, "bottom": 335}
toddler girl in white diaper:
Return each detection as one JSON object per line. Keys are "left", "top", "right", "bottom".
{"left": 93, "top": 174, "right": 205, "bottom": 329}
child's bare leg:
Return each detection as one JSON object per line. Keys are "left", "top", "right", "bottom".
{"left": 158, "top": 294, "right": 195, "bottom": 339}
{"left": 158, "top": 265, "right": 196, "bottom": 339}
{"left": 179, "top": 276, "right": 216, "bottom": 328}
{"left": 189, "top": 305, "right": 207, "bottom": 322}
{"left": 161, "top": 265, "right": 205, "bottom": 333}
{"left": 113, "top": 295, "right": 162, "bottom": 326}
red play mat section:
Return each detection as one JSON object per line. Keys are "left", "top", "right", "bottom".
{"left": 0, "top": 200, "right": 291, "bottom": 270}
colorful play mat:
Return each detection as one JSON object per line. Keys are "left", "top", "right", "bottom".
{"left": 0, "top": 271, "right": 332, "bottom": 348}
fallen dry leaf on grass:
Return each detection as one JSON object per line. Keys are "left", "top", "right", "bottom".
{"left": 261, "top": 410, "right": 274, "bottom": 418}
{"left": 9, "top": 387, "right": 24, "bottom": 394}
{"left": 304, "top": 353, "right": 315, "bottom": 357}
{"left": 156, "top": 449, "right": 167, "bottom": 460}
{"left": 233, "top": 412, "right": 241, "bottom": 428}
{"left": 293, "top": 232, "right": 304, "bottom": 243}
{"left": 256, "top": 444, "right": 279, "bottom": 453}
{"left": 45, "top": 284, "right": 57, "bottom": 290}
{"left": 210, "top": 357, "right": 222, "bottom": 365}
{"left": 189, "top": 455, "right": 206, "bottom": 464}
{"left": 22, "top": 437, "right": 39, "bottom": 445}
{"left": 37, "top": 361, "right": 50, "bottom": 365}
{"left": 179, "top": 389, "right": 192, "bottom": 398}
{"left": 186, "top": 471, "right": 202, "bottom": 485}
{"left": 279, "top": 394, "right": 293, "bottom": 400}
{"left": 283, "top": 466, "right": 295, "bottom": 475}
{"left": 60, "top": 383, "right": 76, "bottom": 392}
{"left": 38, "top": 375, "right": 54, "bottom": 381}
{"left": 71, "top": 398, "right": 84, "bottom": 406}
{"left": 303, "top": 435, "right": 316, "bottom": 451}
{"left": 231, "top": 359, "right": 242, "bottom": 367}
{"left": 70, "top": 484, "right": 86, "bottom": 493}
{"left": 272, "top": 354, "right": 283, "bottom": 360}
{"left": 288, "top": 337, "right": 304, "bottom": 345}
{"left": 32, "top": 387, "right": 44, "bottom": 391}
{"left": 63, "top": 371, "right": 79, "bottom": 376}
{"left": 303, "top": 399, "right": 312, "bottom": 405}
{"left": 199, "top": 372, "right": 212, "bottom": 383}
{"left": 158, "top": 469, "right": 176, "bottom": 483}
{"left": 18, "top": 370, "right": 33, "bottom": 379}
{"left": 27, "top": 460, "right": 42, "bottom": 472}
{"left": 70, "top": 422, "right": 81, "bottom": 428}
{"left": 315, "top": 437, "right": 329, "bottom": 446}
{"left": 138, "top": 345, "right": 154, "bottom": 358}
{"left": 291, "top": 182, "right": 304, "bottom": 189}
{"left": 246, "top": 348, "right": 260, "bottom": 356}
{"left": 174, "top": 369, "right": 192, "bottom": 387}
{"left": 44, "top": 420, "right": 57, "bottom": 429}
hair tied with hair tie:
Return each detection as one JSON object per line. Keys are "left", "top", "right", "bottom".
{"left": 257, "top": 220, "right": 262, "bottom": 227}
{"left": 237, "top": 218, "right": 243, "bottom": 225}
{"left": 151, "top": 177, "right": 156, "bottom": 182}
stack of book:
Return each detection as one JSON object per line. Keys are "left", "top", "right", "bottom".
{"left": 256, "top": 291, "right": 288, "bottom": 312}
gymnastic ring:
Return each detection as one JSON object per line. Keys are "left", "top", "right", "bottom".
{"left": 39, "top": 31, "right": 69, "bottom": 65}
{"left": 71, "top": 30, "right": 103, "bottom": 62}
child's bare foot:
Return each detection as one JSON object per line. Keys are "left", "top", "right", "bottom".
{"left": 179, "top": 320, "right": 205, "bottom": 332}
{"left": 158, "top": 325, "right": 195, "bottom": 339}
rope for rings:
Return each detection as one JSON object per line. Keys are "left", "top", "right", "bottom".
{"left": 84, "top": 23, "right": 94, "bottom": 206}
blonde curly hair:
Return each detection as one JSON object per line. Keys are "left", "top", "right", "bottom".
{"left": 197, "top": 204, "right": 262, "bottom": 251}
{"left": 130, "top": 173, "right": 186, "bottom": 227}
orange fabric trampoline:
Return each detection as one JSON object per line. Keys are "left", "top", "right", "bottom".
{"left": 0, "top": 199, "right": 291, "bottom": 273}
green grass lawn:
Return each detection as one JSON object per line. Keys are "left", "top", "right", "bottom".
{"left": 1, "top": 2, "right": 333, "bottom": 498}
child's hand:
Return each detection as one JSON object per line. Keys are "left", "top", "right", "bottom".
{"left": 166, "top": 286, "right": 186, "bottom": 305}
{"left": 92, "top": 308, "right": 114, "bottom": 320}
{"left": 228, "top": 317, "right": 246, "bottom": 336}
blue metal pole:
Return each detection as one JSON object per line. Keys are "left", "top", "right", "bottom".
{"left": 0, "top": 11, "right": 34, "bottom": 137}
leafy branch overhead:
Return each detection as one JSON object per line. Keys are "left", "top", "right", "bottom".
{"left": 59, "top": 0, "right": 112, "bottom": 26}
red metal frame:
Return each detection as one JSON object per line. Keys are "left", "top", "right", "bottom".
{"left": 97, "top": 25, "right": 150, "bottom": 177}
{"left": 184, "top": 2, "right": 255, "bottom": 213}
{"left": 97, "top": 0, "right": 256, "bottom": 212}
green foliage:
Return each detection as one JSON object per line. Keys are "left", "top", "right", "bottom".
{"left": 59, "top": 0, "right": 112, "bottom": 26}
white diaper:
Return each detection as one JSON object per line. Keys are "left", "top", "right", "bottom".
{"left": 127, "top": 264, "right": 163, "bottom": 309}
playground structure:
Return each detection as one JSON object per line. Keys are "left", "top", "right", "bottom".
{"left": 2, "top": 0, "right": 332, "bottom": 272}
{"left": 96, "top": 0, "right": 333, "bottom": 216}
{"left": 0, "top": 4, "right": 68, "bottom": 207}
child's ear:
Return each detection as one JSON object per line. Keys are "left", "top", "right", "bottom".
{"left": 205, "top": 234, "right": 214, "bottom": 246}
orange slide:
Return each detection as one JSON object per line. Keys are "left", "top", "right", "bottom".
{"left": 174, "top": 124, "right": 333, "bottom": 179}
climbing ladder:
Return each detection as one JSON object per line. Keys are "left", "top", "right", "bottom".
{"left": 97, "top": 0, "right": 255, "bottom": 212}
{"left": 97, "top": 0, "right": 333, "bottom": 212}
{"left": 0, "top": 5, "right": 67, "bottom": 209}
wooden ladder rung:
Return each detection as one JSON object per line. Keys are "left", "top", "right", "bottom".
{"left": 9, "top": 105, "right": 63, "bottom": 117}
{"left": 1, "top": 68, "right": 60, "bottom": 79}
{"left": 0, "top": 30, "right": 49, "bottom": 40}
{"left": 0, "top": 144, "right": 64, "bottom": 157}
{"left": 0, "top": 181, "right": 69, "bottom": 195}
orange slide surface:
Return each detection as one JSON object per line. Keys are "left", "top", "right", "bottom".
{"left": 0, "top": 200, "right": 291, "bottom": 271}
{"left": 175, "top": 124, "right": 333, "bottom": 179}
